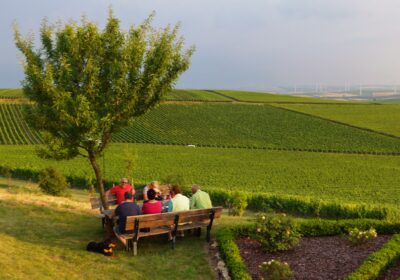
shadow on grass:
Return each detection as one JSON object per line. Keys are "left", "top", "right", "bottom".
{"left": 0, "top": 199, "right": 215, "bottom": 279}
{"left": 0, "top": 199, "right": 212, "bottom": 255}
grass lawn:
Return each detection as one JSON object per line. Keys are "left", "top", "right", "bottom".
{"left": 0, "top": 178, "right": 218, "bottom": 280}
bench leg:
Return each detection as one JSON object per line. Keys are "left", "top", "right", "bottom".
{"left": 172, "top": 236, "right": 176, "bottom": 250}
{"left": 195, "top": 228, "right": 202, "bottom": 237}
{"left": 133, "top": 241, "right": 137, "bottom": 256}
{"left": 126, "top": 239, "right": 131, "bottom": 253}
{"left": 102, "top": 217, "right": 105, "bottom": 229}
{"left": 206, "top": 226, "right": 211, "bottom": 242}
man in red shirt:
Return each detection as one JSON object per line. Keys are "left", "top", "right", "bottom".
{"left": 105, "top": 178, "right": 135, "bottom": 204}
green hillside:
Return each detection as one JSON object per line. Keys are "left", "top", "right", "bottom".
{"left": 114, "top": 103, "right": 400, "bottom": 154}
{"left": 1, "top": 144, "right": 400, "bottom": 208}
{"left": 164, "top": 89, "right": 230, "bottom": 101}
{"left": 1, "top": 103, "right": 400, "bottom": 154}
{"left": 276, "top": 104, "right": 400, "bottom": 137}
{"left": 214, "top": 90, "right": 352, "bottom": 103}
{"left": 0, "top": 88, "right": 24, "bottom": 98}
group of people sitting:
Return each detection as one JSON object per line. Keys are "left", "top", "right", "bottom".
{"left": 104, "top": 178, "right": 212, "bottom": 244}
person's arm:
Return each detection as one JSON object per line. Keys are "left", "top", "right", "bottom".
{"left": 143, "top": 187, "right": 148, "bottom": 201}
{"left": 105, "top": 188, "right": 112, "bottom": 202}
{"left": 111, "top": 205, "right": 119, "bottom": 219}
{"left": 168, "top": 200, "right": 173, "bottom": 212}
{"left": 190, "top": 193, "right": 196, "bottom": 209}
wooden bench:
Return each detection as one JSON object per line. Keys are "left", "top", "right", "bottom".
{"left": 117, "top": 207, "right": 222, "bottom": 256}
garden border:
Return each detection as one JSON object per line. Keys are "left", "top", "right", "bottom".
{"left": 217, "top": 219, "right": 400, "bottom": 280}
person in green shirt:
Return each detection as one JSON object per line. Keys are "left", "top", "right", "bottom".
{"left": 190, "top": 184, "right": 212, "bottom": 209}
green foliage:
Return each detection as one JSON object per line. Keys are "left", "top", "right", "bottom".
{"left": 38, "top": 167, "right": 69, "bottom": 196}
{"left": 259, "top": 259, "right": 292, "bottom": 280}
{"left": 216, "top": 228, "right": 252, "bottom": 280}
{"left": 345, "top": 234, "right": 400, "bottom": 280}
{"left": 14, "top": 10, "right": 193, "bottom": 160}
{"left": 298, "top": 219, "right": 400, "bottom": 237}
{"left": 279, "top": 103, "right": 400, "bottom": 137}
{"left": 14, "top": 9, "right": 193, "bottom": 206}
{"left": 254, "top": 214, "right": 301, "bottom": 252}
{"left": 227, "top": 191, "right": 248, "bottom": 216}
{"left": 347, "top": 227, "right": 378, "bottom": 245}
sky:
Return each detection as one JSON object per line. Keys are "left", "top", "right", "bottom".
{"left": 2, "top": 0, "right": 400, "bottom": 91}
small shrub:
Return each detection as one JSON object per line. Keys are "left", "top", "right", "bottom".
{"left": 259, "top": 259, "right": 292, "bottom": 280}
{"left": 347, "top": 227, "right": 377, "bottom": 245}
{"left": 38, "top": 167, "right": 69, "bottom": 196}
{"left": 254, "top": 213, "right": 301, "bottom": 252}
{"left": 227, "top": 191, "right": 248, "bottom": 216}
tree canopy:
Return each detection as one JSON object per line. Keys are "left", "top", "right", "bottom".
{"left": 14, "top": 10, "right": 194, "bottom": 207}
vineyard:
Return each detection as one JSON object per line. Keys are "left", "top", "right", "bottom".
{"left": 0, "top": 104, "right": 42, "bottom": 144}
{"left": 1, "top": 103, "right": 400, "bottom": 154}
{"left": 0, "top": 88, "right": 24, "bottom": 98}
{"left": 0, "top": 144, "right": 400, "bottom": 209}
{"left": 114, "top": 103, "right": 400, "bottom": 154}
{"left": 275, "top": 103, "right": 400, "bottom": 137}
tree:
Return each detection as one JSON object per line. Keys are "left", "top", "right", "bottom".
{"left": 14, "top": 10, "right": 194, "bottom": 209}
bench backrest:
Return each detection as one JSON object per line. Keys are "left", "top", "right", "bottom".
{"left": 177, "top": 207, "right": 223, "bottom": 223}
{"left": 90, "top": 194, "right": 118, "bottom": 210}
{"left": 125, "top": 212, "right": 177, "bottom": 231}
{"left": 125, "top": 207, "right": 223, "bottom": 232}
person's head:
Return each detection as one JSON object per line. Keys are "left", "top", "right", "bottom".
{"left": 170, "top": 184, "right": 181, "bottom": 196}
{"left": 149, "top": 181, "right": 159, "bottom": 189}
{"left": 191, "top": 184, "right": 200, "bottom": 194}
{"left": 120, "top": 178, "right": 129, "bottom": 186}
{"left": 147, "top": 189, "right": 156, "bottom": 200}
{"left": 124, "top": 191, "right": 133, "bottom": 201}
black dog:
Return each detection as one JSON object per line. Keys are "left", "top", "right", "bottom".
{"left": 86, "top": 239, "right": 116, "bottom": 256}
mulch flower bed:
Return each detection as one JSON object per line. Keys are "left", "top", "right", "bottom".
{"left": 236, "top": 235, "right": 392, "bottom": 280}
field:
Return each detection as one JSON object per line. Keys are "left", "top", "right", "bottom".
{"left": 276, "top": 104, "right": 400, "bottom": 137}
{"left": 0, "top": 88, "right": 24, "bottom": 98}
{"left": 2, "top": 103, "right": 399, "bottom": 154}
{"left": 214, "top": 90, "right": 352, "bottom": 103}
{"left": 0, "top": 144, "right": 400, "bottom": 209}
{"left": 164, "top": 89, "right": 231, "bottom": 101}
{"left": 0, "top": 104, "right": 42, "bottom": 144}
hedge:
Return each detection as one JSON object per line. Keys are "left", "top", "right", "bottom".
{"left": 216, "top": 227, "right": 252, "bottom": 280}
{"left": 345, "top": 234, "right": 400, "bottom": 280}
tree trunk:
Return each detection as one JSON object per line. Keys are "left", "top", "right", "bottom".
{"left": 88, "top": 154, "right": 109, "bottom": 210}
